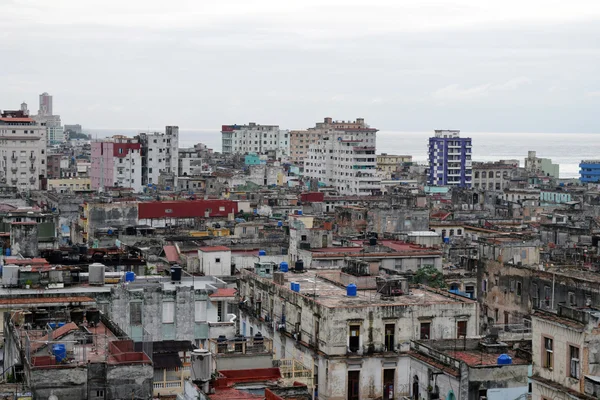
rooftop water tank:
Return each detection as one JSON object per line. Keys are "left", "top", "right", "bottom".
{"left": 277, "top": 221, "right": 283, "bottom": 227}
{"left": 86, "top": 308, "right": 101, "bottom": 326}
{"left": 171, "top": 265, "right": 182, "bottom": 282}
{"left": 297, "top": 210, "right": 303, "bottom": 215}
{"left": 497, "top": 354, "right": 512, "bottom": 365}
{"left": 369, "top": 237, "right": 377, "bottom": 246}
{"left": 290, "top": 282, "right": 296, "bottom": 291}
{"left": 70, "top": 309, "right": 84, "bottom": 325}
{"left": 5, "top": 248, "right": 10, "bottom": 256}
{"left": 258, "top": 250, "right": 266, "bottom": 256}
{"left": 191, "top": 349, "right": 212, "bottom": 382}
{"left": 52, "top": 344, "right": 67, "bottom": 363}
{"left": 88, "top": 263, "right": 106, "bottom": 286}
{"left": 347, "top": 283, "right": 357, "bottom": 297}
{"left": 1, "top": 264, "right": 19, "bottom": 287}
{"left": 294, "top": 260, "right": 304, "bottom": 272}
{"left": 279, "top": 262, "right": 289, "bottom": 272}
{"left": 125, "top": 271, "right": 135, "bottom": 282}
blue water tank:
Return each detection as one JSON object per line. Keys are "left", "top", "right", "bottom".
{"left": 347, "top": 283, "right": 357, "bottom": 297}
{"left": 5, "top": 248, "right": 10, "bottom": 256}
{"left": 443, "top": 237, "right": 450, "bottom": 244}
{"left": 298, "top": 210, "right": 303, "bottom": 215}
{"left": 290, "top": 282, "right": 296, "bottom": 291}
{"left": 258, "top": 250, "right": 266, "bottom": 256}
{"left": 497, "top": 354, "right": 512, "bottom": 365}
{"left": 296, "top": 283, "right": 301, "bottom": 292}
{"left": 280, "top": 262, "right": 289, "bottom": 272}
{"left": 125, "top": 271, "right": 135, "bottom": 282}
{"left": 52, "top": 344, "right": 67, "bottom": 363}
{"left": 277, "top": 221, "right": 283, "bottom": 227}
{"left": 48, "top": 322, "right": 57, "bottom": 329}
{"left": 58, "top": 322, "right": 66, "bottom": 328}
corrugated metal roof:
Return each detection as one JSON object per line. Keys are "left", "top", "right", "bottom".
{"left": 163, "top": 245, "right": 179, "bottom": 263}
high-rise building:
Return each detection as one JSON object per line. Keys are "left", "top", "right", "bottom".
{"left": 0, "top": 109, "right": 47, "bottom": 190}
{"left": 38, "top": 92, "right": 53, "bottom": 116}
{"left": 90, "top": 136, "right": 142, "bottom": 192}
{"left": 525, "top": 150, "right": 559, "bottom": 178}
{"left": 579, "top": 160, "right": 600, "bottom": 183}
{"left": 427, "top": 130, "right": 472, "bottom": 187}
{"left": 137, "top": 126, "right": 179, "bottom": 187}
{"left": 221, "top": 123, "right": 289, "bottom": 157}
{"left": 304, "top": 118, "right": 381, "bottom": 195}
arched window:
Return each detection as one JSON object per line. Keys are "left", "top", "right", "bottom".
{"left": 450, "top": 229, "right": 454, "bottom": 236}
{"left": 481, "top": 171, "right": 487, "bottom": 178}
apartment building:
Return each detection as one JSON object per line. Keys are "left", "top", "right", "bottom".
{"left": 472, "top": 161, "right": 519, "bottom": 191}
{"left": 376, "top": 153, "right": 413, "bottom": 179}
{"left": 221, "top": 122, "right": 289, "bottom": 157}
{"left": 90, "top": 136, "right": 142, "bottom": 192}
{"left": 0, "top": 110, "right": 47, "bottom": 191}
{"left": 525, "top": 150, "right": 559, "bottom": 178}
{"left": 304, "top": 120, "right": 380, "bottom": 195}
{"left": 427, "top": 130, "right": 472, "bottom": 187}
{"left": 239, "top": 269, "right": 477, "bottom": 400}
{"left": 138, "top": 126, "right": 179, "bottom": 186}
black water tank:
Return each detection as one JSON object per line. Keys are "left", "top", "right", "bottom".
{"left": 70, "top": 309, "right": 85, "bottom": 325}
{"left": 171, "top": 265, "right": 182, "bottom": 282}
{"left": 34, "top": 309, "right": 49, "bottom": 327}
{"left": 369, "top": 237, "right": 377, "bottom": 246}
{"left": 86, "top": 308, "right": 100, "bottom": 326}
{"left": 295, "top": 260, "right": 304, "bottom": 272}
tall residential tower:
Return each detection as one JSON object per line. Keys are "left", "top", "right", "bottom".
{"left": 427, "top": 130, "right": 472, "bottom": 187}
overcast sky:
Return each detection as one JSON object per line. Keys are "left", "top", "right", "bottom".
{"left": 2, "top": 0, "right": 600, "bottom": 132}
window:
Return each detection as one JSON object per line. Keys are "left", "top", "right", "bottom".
{"left": 162, "top": 302, "right": 175, "bottom": 324}
{"left": 568, "top": 292, "right": 576, "bottom": 306}
{"left": 543, "top": 337, "right": 553, "bottom": 369}
{"left": 130, "top": 302, "right": 142, "bottom": 325}
{"left": 195, "top": 301, "right": 207, "bottom": 322}
{"left": 215, "top": 258, "right": 221, "bottom": 263}
{"left": 457, "top": 321, "right": 467, "bottom": 338}
{"left": 349, "top": 325, "right": 360, "bottom": 352}
{"left": 569, "top": 345, "right": 580, "bottom": 379}
{"left": 544, "top": 286, "right": 551, "bottom": 308}
{"left": 516, "top": 281, "right": 522, "bottom": 296}
{"left": 420, "top": 322, "right": 431, "bottom": 339}
{"left": 384, "top": 324, "right": 395, "bottom": 351}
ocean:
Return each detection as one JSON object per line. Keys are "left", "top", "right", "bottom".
{"left": 86, "top": 129, "right": 598, "bottom": 179}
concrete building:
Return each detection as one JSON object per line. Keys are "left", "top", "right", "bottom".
{"left": 198, "top": 245, "right": 232, "bottom": 276}
{"left": 221, "top": 122, "right": 289, "bottom": 157}
{"left": 38, "top": 92, "right": 53, "bottom": 116}
{"left": 472, "top": 161, "right": 520, "bottom": 191}
{"left": 90, "top": 136, "right": 142, "bottom": 192}
{"left": 579, "top": 159, "right": 600, "bottom": 183}
{"left": 377, "top": 154, "right": 412, "bottom": 179}
{"left": 304, "top": 120, "right": 380, "bottom": 196}
{"left": 32, "top": 114, "right": 64, "bottom": 144}
{"left": 428, "top": 130, "right": 472, "bottom": 187}
{"left": 47, "top": 177, "right": 92, "bottom": 193}
{"left": 0, "top": 110, "right": 47, "bottom": 190}
{"left": 525, "top": 150, "right": 559, "bottom": 178}
{"left": 64, "top": 124, "right": 83, "bottom": 134}
{"left": 239, "top": 269, "right": 478, "bottom": 400}
{"left": 138, "top": 126, "right": 179, "bottom": 186}
{"left": 178, "top": 146, "right": 211, "bottom": 177}
{"left": 531, "top": 305, "right": 600, "bottom": 400}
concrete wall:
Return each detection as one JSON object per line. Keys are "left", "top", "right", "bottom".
{"left": 199, "top": 250, "right": 232, "bottom": 276}
{"left": 29, "top": 366, "right": 88, "bottom": 400}
{"left": 367, "top": 208, "right": 429, "bottom": 234}
{"left": 10, "top": 223, "right": 39, "bottom": 257}
{"left": 106, "top": 363, "right": 153, "bottom": 400}
{"left": 215, "top": 353, "right": 273, "bottom": 371}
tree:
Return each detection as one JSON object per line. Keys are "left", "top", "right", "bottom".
{"left": 412, "top": 265, "right": 446, "bottom": 288}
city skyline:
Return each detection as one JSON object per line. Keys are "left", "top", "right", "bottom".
{"left": 2, "top": 0, "right": 600, "bottom": 132}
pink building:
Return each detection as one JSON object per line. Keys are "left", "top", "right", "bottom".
{"left": 90, "top": 136, "right": 142, "bottom": 192}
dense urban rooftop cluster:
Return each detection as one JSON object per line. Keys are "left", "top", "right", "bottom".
{"left": 1, "top": 94, "right": 600, "bottom": 400}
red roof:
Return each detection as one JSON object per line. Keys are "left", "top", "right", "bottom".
{"left": 4, "top": 257, "right": 49, "bottom": 266}
{"left": 199, "top": 246, "right": 231, "bottom": 252}
{"left": 0, "top": 296, "right": 95, "bottom": 306}
{"left": 138, "top": 200, "right": 238, "bottom": 219}
{"left": 0, "top": 117, "right": 34, "bottom": 122}
{"left": 210, "top": 288, "right": 237, "bottom": 298}
{"left": 163, "top": 245, "right": 180, "bottom": 263}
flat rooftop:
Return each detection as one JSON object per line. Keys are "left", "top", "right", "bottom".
{"left": 272, "top": 270, "right": 474, "bottom": 308}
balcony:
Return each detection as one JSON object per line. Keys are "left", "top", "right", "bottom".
{"left": 11, "top": 167, "right": 17, "bottom": 173}
{"left": 29, "top": 166, "right": 36, "bottom": 173}
{"left": 29, "top": 177, "right": 36, "bottom": 184}
{"left": 11, "top": 178, "right": 17, "bottom": 185}
{"left": 11, "top": 156, "right": 17, "bottom": 163}
{"left": 29, "top": 155, "right": 36, "bottom": 162}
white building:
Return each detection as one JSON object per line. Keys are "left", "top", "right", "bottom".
{"left": 221, "top": 123, "right": 289, "bottom": 157}
{"left": 138, "top": 126, "right": 179, "bottom": 186}
{"left": 198, "top": 246, "right": 232, "bottom": 276}
{"left": 304, "top": 128, "right": 380, "bottom": 195}
{"left": 90, "top": 136, "right": 143, "bottom": 192}
{"left": 178, "top": 147, "right": 211, "bottom": 176}
{"left": 0, "top": 112, "right": 47, "bottom": 191}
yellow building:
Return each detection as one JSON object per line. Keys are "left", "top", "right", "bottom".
{"left": 48, "top": 178, "right": 92, "bottom": 193}
{"left": 377, "top": 154, "right": 412, "bottom": 179}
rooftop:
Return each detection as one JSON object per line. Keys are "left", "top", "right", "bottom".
{"left": 199, "top": 245, "right": 231, "bottom": 252}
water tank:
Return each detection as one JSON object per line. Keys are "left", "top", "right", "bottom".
{"left": 86, "top": 308, "right": 101, "bottom": 326}
{"left": 294, "top": 260, "right": 304, "bottom": 272}
{"left": 191, "top": 349, "right": 212, "bottom": 382}
{"left": 277, "top": 221, "right": 283, "bottom": 227}
{"left": 88, "top": 263, "right": 106, "bottom": 286}
{"left": 297, "top": 210, "right": 303, "bottom": 215}
{"left": 48, "top": 322, "right": 57, "bottom": 330}
{"left": 258, "top": 250, "right": 266, "bottom": 256}
{"left": 49, "top": 270, "right": 63, "bottom": 283}
{"left": 58, "top": 322, "right": 66, "bottom": 328}
{"left": 125, "top": 271, "right": 135, "bottom": 282}
{"left": 1, "top": 265, "right": 19, "bottom": 287}
{"left": 70, "top": 309, "right": 84, "bottom": 325}
{"left": 497, "top": 354, "right": 512, "bottom": 365}
{"left": 279, "top": 262, "right": 289, "bottom": 272}
{"left": 34, "top": 309, "right": 49, "bottom": 327}
{"left": 369, "top": 237, "right": 377, "bottom": 246}
{"left": 347, "top": 283, "right": 357, "bottom": 297}
{"left": 23, "top": 311, "right": 34, "bottom": 325}
{"left": 52, "top": 344, "right": 67, "bottom": 363}
{"left": 290, "top": 282, "right": 295, "bottom": 291}
{"left": 5, "top": 248, "right": 10, "bottom": 256}
{"left": 171, "top": 265, "right": 182, "bottom": 282}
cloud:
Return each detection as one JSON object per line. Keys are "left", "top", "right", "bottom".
{"left": 432, "top": 77, "right": 532, "bottom": 101}
{"left": 585, "top": 90, "right": 600, "bottom": 97}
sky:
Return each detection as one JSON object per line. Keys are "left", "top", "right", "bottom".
{"left": 2, "top": 0, "right": 600, "bottom": 132}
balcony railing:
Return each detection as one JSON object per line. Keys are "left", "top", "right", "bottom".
{"left": 208, "top": 335, "right": 273, "bottom": 355}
